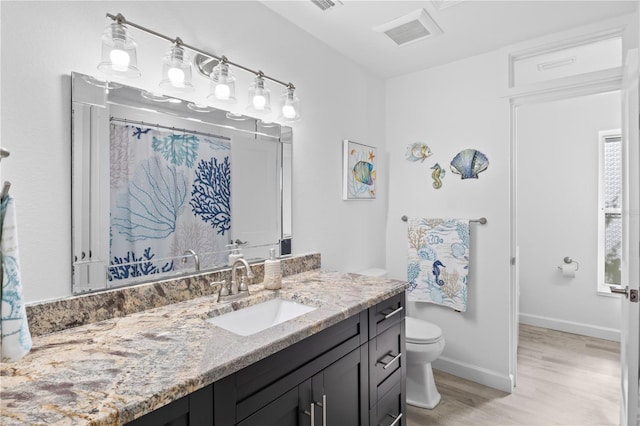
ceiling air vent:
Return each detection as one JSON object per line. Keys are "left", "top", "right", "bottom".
{"left": 374, "top": 8, "right": 443, "bottom": 47}
{"left": 310, "top": 0, "right": 343, "bottom": 12}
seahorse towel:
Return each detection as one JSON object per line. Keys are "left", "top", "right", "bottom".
{"left": 0, "top": 195, "right": 32, "bottom": 362}
{"left": 407, "top": 218, "right": 470, "bottom": 312}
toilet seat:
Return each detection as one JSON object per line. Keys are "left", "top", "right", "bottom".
{"left": 406, "top": 317, "right": 443, "bottom": 344}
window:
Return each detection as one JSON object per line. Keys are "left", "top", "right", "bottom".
{"left": 597, "top": 130, "right": 622, "bottom": 294}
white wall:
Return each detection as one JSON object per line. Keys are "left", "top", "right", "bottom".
{"left": 517, "top": 91, "right": 622, "bottom": 340}
{"left": 0, "top": 1, "right": 387, "bottom": 303}
{"left": 385, "top": 52, "right": 513, "bottom": 391}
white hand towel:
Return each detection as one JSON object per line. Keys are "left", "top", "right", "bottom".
{"left": 1, "top": 195, "right": 32, "bottom": 362}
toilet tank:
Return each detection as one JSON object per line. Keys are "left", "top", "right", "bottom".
{"left": 357, "top": 268, "right": 388, "bottom": 278}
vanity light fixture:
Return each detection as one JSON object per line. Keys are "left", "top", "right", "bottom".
{"left": 98, "top": 21, "right": 141, "bottom": 77}
{"left": 280, "top": 84, "right": 300, "bottom": 122}
{"left": 159, "top": 41, "right": 194, "bottom": 92}
{"left": 208, "top": 58, "right": 236, "bottom": 103}
{"left": 247, "top": 73, "right": 271, "bottom": 114}
{"left": 97, "top": 13, "right": 300, "bottom": 122}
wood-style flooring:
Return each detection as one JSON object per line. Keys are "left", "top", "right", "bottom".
{"left": 407, "top": 324, "right": 620, "bottom": 425}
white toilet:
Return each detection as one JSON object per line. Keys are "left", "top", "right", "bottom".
{"left": 357, "top": 268, "right": 445, "bottom": 409}
{"left": 405, "top": 315, "right": 445, "bottom": 409}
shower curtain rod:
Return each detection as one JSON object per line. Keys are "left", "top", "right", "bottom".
{"left": 109, "top": 117, "right": 231, "bottom": 141}
{"left": 401, "top": 216, "right": 487, "bottom": 224}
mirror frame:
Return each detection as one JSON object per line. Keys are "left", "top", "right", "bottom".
{"left": 71, "top": 72, "right": 292, "bottom": 294}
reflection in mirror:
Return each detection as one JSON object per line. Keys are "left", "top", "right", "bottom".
{"left": 71, "top": 72, "right": 292, "bottom": 294}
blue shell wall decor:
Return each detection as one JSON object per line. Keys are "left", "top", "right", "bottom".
{"left": 450, "top": 149, "right": 489, "bottom": 179}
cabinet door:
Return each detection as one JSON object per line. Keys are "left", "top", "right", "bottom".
{"left": 238, "top": 381, "right": 314, "bottom": 426}
{"left": 314, "top": 345, "right": 368, "bottom": 426}
{"left": 125, "top": 385, "right": 212, "bottom": 426}
{"left": 370, "top": 383, "right": 403, "bottom": 426}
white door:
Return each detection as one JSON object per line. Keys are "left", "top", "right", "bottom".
{"left": 620, "top": 48, "right": 640, "bottom": 426}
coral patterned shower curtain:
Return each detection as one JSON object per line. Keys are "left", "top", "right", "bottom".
{"left": 109, "top": 122, "right": 231, "bottom": 282}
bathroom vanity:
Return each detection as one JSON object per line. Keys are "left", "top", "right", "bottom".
{"left": 0, "top": 265, "right": 407, "bottom": 426}
{"left": 129, "top": 291, "right": 405, "bottom": 426}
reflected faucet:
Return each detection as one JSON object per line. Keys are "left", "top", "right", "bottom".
{"left": 182, "top": 249, "right": 200, "bottom": 272}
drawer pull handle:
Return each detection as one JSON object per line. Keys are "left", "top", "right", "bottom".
{"left": 387, "top": 412, "right": 403, "bottom": 426}
{"left": 378, "top": 352, "right": 402, "bottom": 369}
{"left": 382, "top": 306, "right": 403, "bottom": 319}
{"left": 315, "top": 394, "right": 327, "bottom": 426}
{"left": 303, "top": 402, "right": 316, "bottom": 426}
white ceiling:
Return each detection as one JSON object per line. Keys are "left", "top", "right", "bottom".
{"left": 262, "top": 0, "right": 638, "bottom": 79}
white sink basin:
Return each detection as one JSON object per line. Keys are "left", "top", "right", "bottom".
{"left": 206, "top": 298, "right": 317, "bottom": 336}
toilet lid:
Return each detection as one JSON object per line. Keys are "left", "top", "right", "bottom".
{"left": 405, "top": 317, "right": 443, "bottom": 344}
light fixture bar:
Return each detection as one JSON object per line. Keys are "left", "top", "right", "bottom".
{"left": 106, "top": 13, "right": 293, "bottom": 89}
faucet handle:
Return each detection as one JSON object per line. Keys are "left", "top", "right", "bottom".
{"left": 239, "top": 276, "right": 249, "bottom": 292}
{"left": 210, "top": 280, "right": 229, "bottom": 296}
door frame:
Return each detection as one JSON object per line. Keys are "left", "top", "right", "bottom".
{"left": 508, "top": 79, "right": 623, "bottom": 390}
{"left": 502, "top": 13, "right": 634, "bottom": 393}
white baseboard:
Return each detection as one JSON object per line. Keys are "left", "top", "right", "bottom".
{"left": 432, "top": 356, "right": 514, "bottom": 393}
{"left": 519, "top": 312, "right": 620, "bottom": 342}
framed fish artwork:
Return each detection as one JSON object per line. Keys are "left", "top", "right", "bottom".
{"left": 343, "top": 139, "right": 377, "bottom": 200}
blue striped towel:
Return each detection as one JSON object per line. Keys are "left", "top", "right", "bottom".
{"left": 1, "top": 195, "right": 32, "bottom": 362}
{"left": 407, "top": 218, "right": 470, "bottom": 312}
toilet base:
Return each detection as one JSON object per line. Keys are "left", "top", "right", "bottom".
{"left": 406, "top": 362, "right": 441, "bottom": 409}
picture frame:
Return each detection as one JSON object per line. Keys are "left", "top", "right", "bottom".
{"left": 343, "top": 139, "right": 377, "bottom": 200}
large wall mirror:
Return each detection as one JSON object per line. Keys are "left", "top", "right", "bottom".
{"left": 71, "top": 72, "right": 292, "bottom": 294}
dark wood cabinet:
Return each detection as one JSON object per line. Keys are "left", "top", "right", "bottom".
{"left": 369, "top": 292, "right": 406, "bottom": 426}
{"left": 237, "top": 386, "right": 304, "bottom": 426}
{"left": 126, "top": 385, "right": 213, "bottom": 426}
{"left": 239, "top": 345, "right": 368, "bottom": 426}
{"left": 315, "top": 344, "right": 368, "bottom": 426}
{"left": 125, "top": 293, "right": 405, "bottom": 426}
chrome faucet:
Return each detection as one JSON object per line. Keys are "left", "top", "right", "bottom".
{"left": 216, "top": 258, "right": 255, "bottom": 302}
{"left": 182, "top": 249, "right": 200, "bottom": 272}
{"left": 231, "top": 258, "right": 254, "bottom": 295}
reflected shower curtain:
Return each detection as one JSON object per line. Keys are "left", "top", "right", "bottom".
{"left": 109, "top": 122, "right": 231, "bottom": 282}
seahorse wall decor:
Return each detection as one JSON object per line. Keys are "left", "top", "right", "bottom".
{"left": 431, "top": 163, "right": 445, "bottom": 189}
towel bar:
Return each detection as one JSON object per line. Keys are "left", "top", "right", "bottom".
{"left": 401, "top": 215, "right": 487, "bottom": 224}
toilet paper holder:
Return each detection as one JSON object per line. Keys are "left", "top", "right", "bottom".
{"left": 557, "top": 256, "right": 579, "bottom": 271}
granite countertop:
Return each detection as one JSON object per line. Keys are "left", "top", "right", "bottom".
{"left": 0, "top": 270, "right": 407, "bottom": 425}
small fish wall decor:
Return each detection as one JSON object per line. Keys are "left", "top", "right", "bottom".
{"left": 450, "top": 149, "right": 489, "bottom": 179}
{"left": 405, "top": 143, "right": 432, "bottom": 162}
{"left": 430, "top": 163, "right": 445, "bottom": 189}
{"left": 343, "top": 139, "right": 377, "bottom": 200}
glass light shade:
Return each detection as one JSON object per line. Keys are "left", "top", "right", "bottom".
{"left": 159, "top": 45, "right": 194, "bottom": 92}
{"left": 207, "top": 62, "right": 236, "bottom": 103}
{"left": 279, "top": 87, "right": 301, "bottom": 122}
{"left": 247, "top": 75, "right": 271, "bottom": 113}
{"left": 97, "top": 23, "right": 141, "bottom": 77}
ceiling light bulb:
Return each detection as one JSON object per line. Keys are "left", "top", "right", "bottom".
{"left": 253, "top": 94, "right": 267, "bottom": 110}
{"left": 282, "top": 104, "right": 296, "bottom": 119}
{"left": 168, "top": 67, "right": 185, "bottom": 85}
{"left": 109, "top": 49, "right": 131, "bottom": 71}
{"left": 215, "top": 84, "right": 231, "bottom": 100}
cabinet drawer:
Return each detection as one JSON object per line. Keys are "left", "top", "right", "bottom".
{"left": 369, "top": 292, "right": 405, "bottom": 337}
{"left": 370, "top": 382, "right": 404, "bottom": 426}
{"left": 369, "top": 322, "right": 404, "bottom": 407}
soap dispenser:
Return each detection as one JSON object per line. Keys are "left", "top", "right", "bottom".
{"left": 263, "top": 248, "right": 282, "bottom": 290}
{"left": 227, "top": 242, "right": 244, "bottom": 266}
